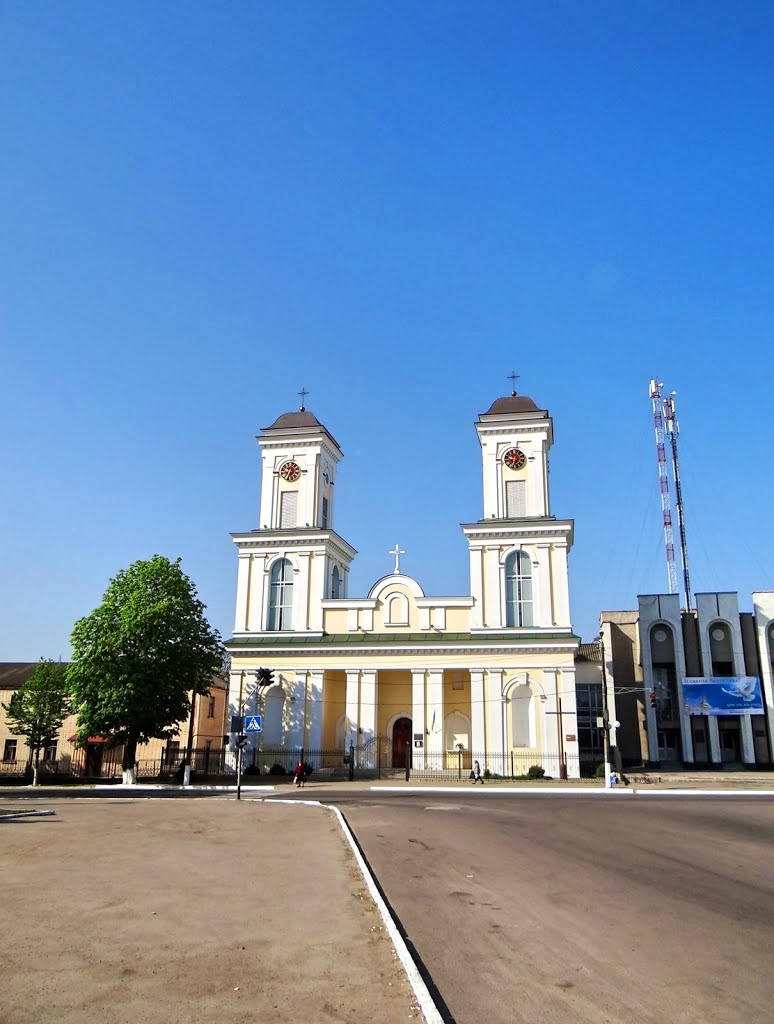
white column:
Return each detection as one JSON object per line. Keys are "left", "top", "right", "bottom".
{"left": 360, "top": 670, "right": 377, "bottom": 744}
{"left": 411, "top": 669, "right": 426, "bottom": 769}
{"left": 534, "top": 545, "right": 550, "bottom": 628}
{"left": 470, "top": 669, "right": 485, "bottom": 754}
{"left": 306, "top": 670, "right": 324, "bottom": 750}
{"left": 469, "top": 546, "right": 484, "bottom": 629}
{"left": 295, "top": 553, "right": 311, "bottom": 632}
{"left": 484, "top": 547, "right": 502, "bottom": 629}
{"left": 234, "top": 554, "right": 251, "bottom": 632}
{"left": 487, "top": 669, "right": 505, "bottom": 757}
{"left": 345, "top": 669, "right": 360, "bottom": 751}
{"left": 287, "top": 673, "right": 306, "bottom": 750}
{"left": 426, "top": 669, "right": 444, "bottom": 767}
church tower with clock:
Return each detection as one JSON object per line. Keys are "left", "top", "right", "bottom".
{"left": 231, "top": 399, "right": 357, "bottom": 638}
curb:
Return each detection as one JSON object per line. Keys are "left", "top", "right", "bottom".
{"left": 370, "top": 786, "right": 774, "bottom": 798}
{"left": 266, "top": 797, "right": 444, "bottom": 1024}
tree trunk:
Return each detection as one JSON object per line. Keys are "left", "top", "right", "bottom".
{"left": 122, "top": 736, "right": 138, "bottom": 785}
{"left": 33, "top": 747, "right": 40, "bottom": 787}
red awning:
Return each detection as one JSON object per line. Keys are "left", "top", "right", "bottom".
{"left": 67, "top": 735, "right": 108, "bottom": 745}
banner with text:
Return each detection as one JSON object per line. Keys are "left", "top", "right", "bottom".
{"left": 682, "top": 676, "right": 763, "bottom": 716}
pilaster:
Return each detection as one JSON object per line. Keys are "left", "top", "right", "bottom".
{"left": 470, "top": 669, "right": 486, "bottom": 752}
{"left": 306, "top": 670, "right": 324, "bottom": 749}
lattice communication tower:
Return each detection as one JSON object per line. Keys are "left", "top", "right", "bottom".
{"left": 649, "top": 378, "right": 692, "bottom": 610}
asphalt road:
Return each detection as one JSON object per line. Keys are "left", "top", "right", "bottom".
{"left": 331, "top": 794, "right": 774, "bottom": 1024}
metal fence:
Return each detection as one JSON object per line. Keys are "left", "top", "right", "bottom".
{"left": 237, "top": 740, "right": 582, "bottom": 782}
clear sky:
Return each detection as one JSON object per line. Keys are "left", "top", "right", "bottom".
{"left": 2, "top": 1, "right": 773, "bottom": 660}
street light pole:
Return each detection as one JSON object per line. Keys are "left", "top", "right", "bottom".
{"left": 599, "top": 631, "right": 612, "bottom": 789}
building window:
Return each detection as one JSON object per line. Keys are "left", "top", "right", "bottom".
{"left": 280, "top": 490, "right": 297, "bottom": 528}
{"left": 709, "top": 622, "right": 734, "bottom": 676}
{"left": 3, "top": 739, "right": 17, "bottom": 762}
{"left": 207, "top": 695, "right": 216, "bottom": 719}
{"left": 267, "top": 558, "right": 294, "bottom": 631}
{"left": 505, "top": 550, "right": 533, "bottom": 627}
{"left": 321, "top": 496, "right": 329, "bottom": 529}
{"left": 165, "top": 741, "right": 180, "bottom": 766}
{"left": 43, "top": 743, "right": 57, "bottom": 762}
{"left": 331, "top": 565, "right": 340, "bottom": 599}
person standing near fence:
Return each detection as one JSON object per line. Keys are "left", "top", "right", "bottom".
{"left": 472, "top": 759, "right": 484, "bottom": 784}
{"left": 294, "top": 760, "right": 306, "bottom": 788}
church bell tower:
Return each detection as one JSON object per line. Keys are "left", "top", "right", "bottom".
{"left": 462, "top": 385, "right": 574, "bottom": 633}
{"left": 231, "top": 396, "right": 357, "bottom": 637}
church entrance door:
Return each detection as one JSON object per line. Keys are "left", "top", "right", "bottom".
{"left": 392, "top": 717, "right": 412, "bottom": 769}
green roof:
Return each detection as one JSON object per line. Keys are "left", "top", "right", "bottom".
{"left": 226, "top": 631, "right": 579, "bottom": 648}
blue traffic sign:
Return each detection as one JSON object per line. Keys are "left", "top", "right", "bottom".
{"left": 244, "top": 715, "right": 263, "bottom": 733}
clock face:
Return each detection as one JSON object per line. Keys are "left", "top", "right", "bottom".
{"left": 280, "top": 461, "right": 301, "bottom": 482}
{"left": 503, "top": 448, "right": 526, "bottom": 470}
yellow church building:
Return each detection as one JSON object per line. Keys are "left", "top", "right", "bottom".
{"left": 226, "top": 388, "right": 581, "bottom": 778}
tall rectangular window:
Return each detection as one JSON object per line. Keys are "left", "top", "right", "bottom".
{"left": 280, "top": 491, "right": 297, "bottom": 528}
{"left": 506, "top": 480, "right": 527, "bottom": 518}
{"left": 321, "top": 496, "right": 329, "bottom": 529}
{"left": 207, "top": 695, "right": 216, "bottom": 719}
{"left": 3, "top": 739, "right": 17, "bottom": 762}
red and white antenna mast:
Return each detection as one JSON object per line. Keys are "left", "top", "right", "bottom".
{"left": 649, "top": 378, "right": 678, "bottom": 596}
{"left": 663, "top": 391, "right": 692, "bottom": 611}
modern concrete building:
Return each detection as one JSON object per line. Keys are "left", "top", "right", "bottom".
{"left": 600, "top": 593, "right": 774, "bottom": 769}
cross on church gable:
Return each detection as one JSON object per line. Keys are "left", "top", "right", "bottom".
{"left": 389, "top": 543, "right": 405, "bottom": 574}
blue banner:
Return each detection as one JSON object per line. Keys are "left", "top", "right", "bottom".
{"left": 682, "top": 677, "right": 763, "bottom": 715}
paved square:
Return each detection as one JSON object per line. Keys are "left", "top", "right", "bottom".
{"left": 1, "top": 798, "right": 417, "bottom": 1024}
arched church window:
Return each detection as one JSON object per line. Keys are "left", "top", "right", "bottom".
{"left": 267, "top": 559, "right": 293, "bottom": 631}
{"left": 386, "top": 593, "right": 409, "bottom": 625}
{"left": 444, "top": 711, "right": 471, "bottom": 752}
{"left": 331, "top": 565, "right": 340, "bottom": 599}
{"left": 262, "top": 688, "right": 285, "bottom": 746}
{"left": 511, "top": 684, "right": 533, "bottom": 747}
{"left": 505, "top": 550, "right": 533, "bottom": 627}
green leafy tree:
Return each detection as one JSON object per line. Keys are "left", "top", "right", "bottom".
{"left": 1, "top": 660, "right": 71, "bottom": 786}
{"left": 68, "top": 555, "right": 224, "bottom": 783}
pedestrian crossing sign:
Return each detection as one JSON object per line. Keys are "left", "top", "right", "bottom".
{"left": 244, "top": 715, "right": 263, "bottom": 733}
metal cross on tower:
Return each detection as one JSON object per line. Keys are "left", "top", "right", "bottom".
{"left": 508, "top": 371, "right": 520, "bottom": 396}
{"left": 298, "top": 387, "right": 309, "bottom": 410}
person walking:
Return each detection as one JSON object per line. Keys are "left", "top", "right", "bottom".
{"left": 294, "top": 760, "right": 306, "bottom": 788}
{"left": 472, "top": 759, "right": 484, "bottom": 784}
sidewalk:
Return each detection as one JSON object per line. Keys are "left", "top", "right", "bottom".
{"left": 1, "top": 797, "right": 423, "bottom": 1024}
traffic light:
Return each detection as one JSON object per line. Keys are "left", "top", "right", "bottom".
{"left": 649, "top": 689, "right": 657, "bottom": 709}
{"left": 256, "top": 667, "right": 274, "bottom": 687}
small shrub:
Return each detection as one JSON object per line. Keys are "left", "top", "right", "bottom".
{"left": 526, "top": 764, "right": 545, "bottom": 780}
{"left": 269, "top": 763, "right": 286, "bottom": 776}
{"left": 483, "top": 768, "right": 491, "bottom": 779}
{"left": 594, "top": 763, "right": 605, "bottom": 779}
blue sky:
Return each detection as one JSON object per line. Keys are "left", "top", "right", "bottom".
{"left": 2, "top": 1, "right": 772, "bottom": 660}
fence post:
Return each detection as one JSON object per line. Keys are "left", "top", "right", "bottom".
{"left": 457, "top": 747, "right": 461, "bottom": 780}
{"left": 405, "top": 741, "right": 410, "bottom": 783}
{"left": 510, "top": 751, "right": 514, "bottom": 779}
{"left": 348, "top": 742, "right": 355, "bottom": 782}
